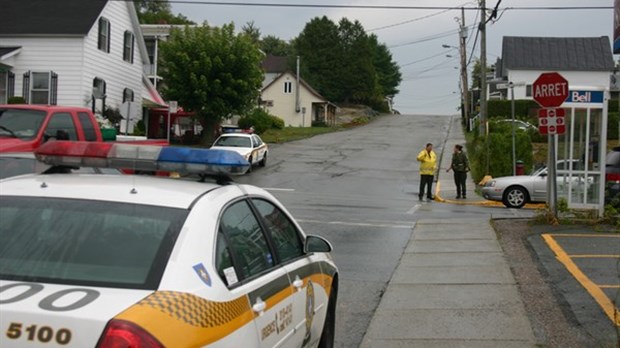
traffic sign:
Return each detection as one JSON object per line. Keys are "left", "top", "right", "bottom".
{"left": 538, "top": 108, "right": 566, "bottom": 135}
{"left": 532, "top": 72, "right": 569, "bottom": 108}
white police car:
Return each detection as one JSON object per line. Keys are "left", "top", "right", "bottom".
{"left": 211, "top": 133, "right": 268, "bottom": 171}
{"left": 0, "top": 141, "right": 337, "bottom": 348}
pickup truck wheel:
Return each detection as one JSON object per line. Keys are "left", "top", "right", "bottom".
{"left": 503, "top": 186, "right": 528, "bottom": 209}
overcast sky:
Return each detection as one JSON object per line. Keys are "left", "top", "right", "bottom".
{"left": 171, "top": 0, "right": 615, "bottom": 115}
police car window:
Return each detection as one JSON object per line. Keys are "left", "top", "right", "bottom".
{"left": 219, "top": 200, "right": 274, "bottom": 280}
{"left": 215, "top": 229, "right": 236, "bottom": 286}
{"left": 252, "top": 199, "right": 303, "bottom": 262}
{"left": 0, "top": 197, "right": 186, "bottom": 290}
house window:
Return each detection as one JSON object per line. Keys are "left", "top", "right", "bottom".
{"left": 123, "top": 31, "right": 134, "bottom": 63}
{"left": 30, "top": 72, "right": 51, "bottom": 104}
{"left": 526, "top": 85, "right": 532, "bottom": 97}
{"left": 123, "top": 88, "right": 134, "bottom": 102}
{"left": 0, "top": 71, "right": 7, "bottom": 104}
{"left": 284, "top": 81, "right": 292, "bottom": 94}
{"left": 93, "top": 78, "right": 106, "bottom": 98}
{"left": 98, "top": 17, "right": 111, "bottom": 53}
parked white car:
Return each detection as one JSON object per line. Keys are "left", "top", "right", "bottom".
{"left": 211, "top": 133, "right": 268, "bottom": 171}
{"left": 482, "top": 161, "right": 592, "bottom": 208}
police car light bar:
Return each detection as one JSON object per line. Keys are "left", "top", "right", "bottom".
{"left": 34, "top": 141, "right": 251, "bottom": 175}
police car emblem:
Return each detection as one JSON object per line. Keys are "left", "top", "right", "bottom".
{"left": 192, "top": 263, "right": 212, "bottom": 287}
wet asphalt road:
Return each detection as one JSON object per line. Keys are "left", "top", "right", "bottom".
{"left": 236, "top": 114, "right": 534, "bottom": 347}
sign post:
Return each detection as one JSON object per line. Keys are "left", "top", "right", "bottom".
{"left": 532, "top": 72, "right": 569, "bottom": 221}
{"left": 167, "top": 101, "right": 178, "bottom": 143}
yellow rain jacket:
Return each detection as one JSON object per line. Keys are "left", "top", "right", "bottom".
{"left": 417, "top": 149, "right": 437, "bottom": 175}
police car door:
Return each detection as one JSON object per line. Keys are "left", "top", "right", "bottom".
{"left": 251, "top": 198, "right": 326, "bottom": 347}
{"left": 217, "top": 199, "right": 295, "bottom": 348}
{"left": 252, "top": 135, "right": 266, "bottom": 161}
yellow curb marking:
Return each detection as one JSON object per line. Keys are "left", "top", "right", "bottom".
{"left": 550, "top": 234, "right": 620, "bottom": 238}
{"left": 542, "top": 233, "right": 620, "bottom": 326}
{"left": 434, "top": 180, "right": 544, "bottom": 208}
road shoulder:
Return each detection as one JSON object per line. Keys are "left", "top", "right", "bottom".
{"left": 493, "top": 219, "right": 612, "bottom": 347}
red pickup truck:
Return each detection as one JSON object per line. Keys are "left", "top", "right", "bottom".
{"left": 0, "top": 105, "right": 166, "bottom": 152}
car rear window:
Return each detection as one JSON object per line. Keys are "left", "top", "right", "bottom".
{"left": 0, "top": 197, "right": 187, "bottom": 289}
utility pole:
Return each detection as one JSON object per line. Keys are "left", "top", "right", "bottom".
{"left": 479, "top": 0, "right": 487, "bottom": 135}
{"left": 459, "top": 7, "right": 469, "bottom": 129}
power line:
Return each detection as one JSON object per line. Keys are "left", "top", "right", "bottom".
{"left": 388, "top": 24, "right": 476, "bottom": 49}
{"left": 118, "top": 0, "right": 613, "bottom": 11}
{"left": 368, "top": 1, "right": 475, "bottom": 32}
{"left": 400, "top": 48, "right": 457, "bottom": 68}
{"left": 368, "top": 9, "right": 453, "bottom": 32}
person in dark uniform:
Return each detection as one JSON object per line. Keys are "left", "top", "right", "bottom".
{"left": 446, "top": 144, "right": 470, "bottom": 199}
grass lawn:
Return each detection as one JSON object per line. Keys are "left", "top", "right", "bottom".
{"left": 261, "top": 126, "right": 343, "bottom": 143}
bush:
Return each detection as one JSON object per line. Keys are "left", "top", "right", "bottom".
{"left": 608, "top": 111, "right": 619, "bottom": 141}
{"left": 467, "top": 126, "right": 533, "bottom": 183}
{"left": 238, "top": 108, "right": 284, "bottom": 134}
{"left": 7, "top": 96, "right": 26, "bottom": 104}
{"left": 488, "top": 99, "right": 539, "bottom": 119}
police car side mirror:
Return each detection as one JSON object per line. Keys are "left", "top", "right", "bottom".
{"left": 304, "top": 235, "right": 333, "bottom": 253}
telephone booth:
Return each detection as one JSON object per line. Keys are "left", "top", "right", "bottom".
{"left": 556, "top": 87, "right": 608, "bottom": 215}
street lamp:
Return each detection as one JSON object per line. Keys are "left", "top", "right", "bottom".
{"left": 442, "top": 43, "right": 469, "bottom": 127}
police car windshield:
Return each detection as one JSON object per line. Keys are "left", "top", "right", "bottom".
{"left": 214, "top": 135, "right": 252, "bottom": 148}
{"left": 0, "top": 197, "right": 187, "bottom": 290}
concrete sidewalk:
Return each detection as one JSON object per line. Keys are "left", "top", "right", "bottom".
{"left": 360, "top": 116, "right": 536, "bottom": 347}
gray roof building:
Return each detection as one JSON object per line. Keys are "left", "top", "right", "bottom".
{"left": 500, "top": 36, "right": 615, "bottom": 77}
{"left": 0, "top": 0, "right": 106, "bottom": 36}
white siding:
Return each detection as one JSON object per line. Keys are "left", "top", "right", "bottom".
{"left": 261, "top": 72, "right": 324, "bottom": 127}
{"left": 506, "top": 70, "right": 611, "bottom": 100}
{"left": 0, "top": 1, "right": 144, "bottom": 111}
{"left": 82, "top": 1, "right": 144, "bottom": 112}
{"left": 0, "top": 37, "right": 85, "bottom": 106}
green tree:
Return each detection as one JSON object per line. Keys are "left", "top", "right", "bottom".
{"left": 337, "top": 18, "right": 377, "bottom": 104}
{"left": 159, "top": 24, "right": 264, "bottom": 144}
{"left": 470, "top": 59, "right": 494, "bottom": 90}
{"left": 260, "top": 35, "right": 291, "bottom": 56}
{"left": 134, "top": 0, "right": 194, "bottom": 24}
{"left": 369, "top": 34, "right": 401, "bottom": 98}
{"left": 241, "top": 21, "right": 261, "bottom": 45}
{"left": 293, "top": 16, "right": 344, "bottom": 101}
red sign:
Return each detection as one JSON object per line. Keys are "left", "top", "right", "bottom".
{"left": 532, "top": 72, "right": 569, "bottom": 108}
{"left": 538, "top": 108, "right": 566, "bottom": 135}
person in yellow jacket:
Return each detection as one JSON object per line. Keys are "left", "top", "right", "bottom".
{"left": 417, "top": 143, "right": 437, "bottom": 201}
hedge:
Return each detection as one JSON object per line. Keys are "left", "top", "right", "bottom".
{"left": 487, "top": 99, "right": 539, "bottom": 119}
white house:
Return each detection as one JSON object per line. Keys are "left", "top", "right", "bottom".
{"left": 260, "top": 55, "right": 336, "bottom": 127}
{"left": 261, "top": 71, "right": 337, "bottom": 127}
{"left": 495, "top": 36, "right": 615, "bottom": 100}
{"left": 0, "top": 0, "right": 164, "bottom": 121}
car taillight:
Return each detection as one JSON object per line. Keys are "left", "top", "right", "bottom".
{"left": 97, "top": 320, "right": 163, "bottom": 348}
{"left": 606, "top": 173, "right": 620, "bottom": 182}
